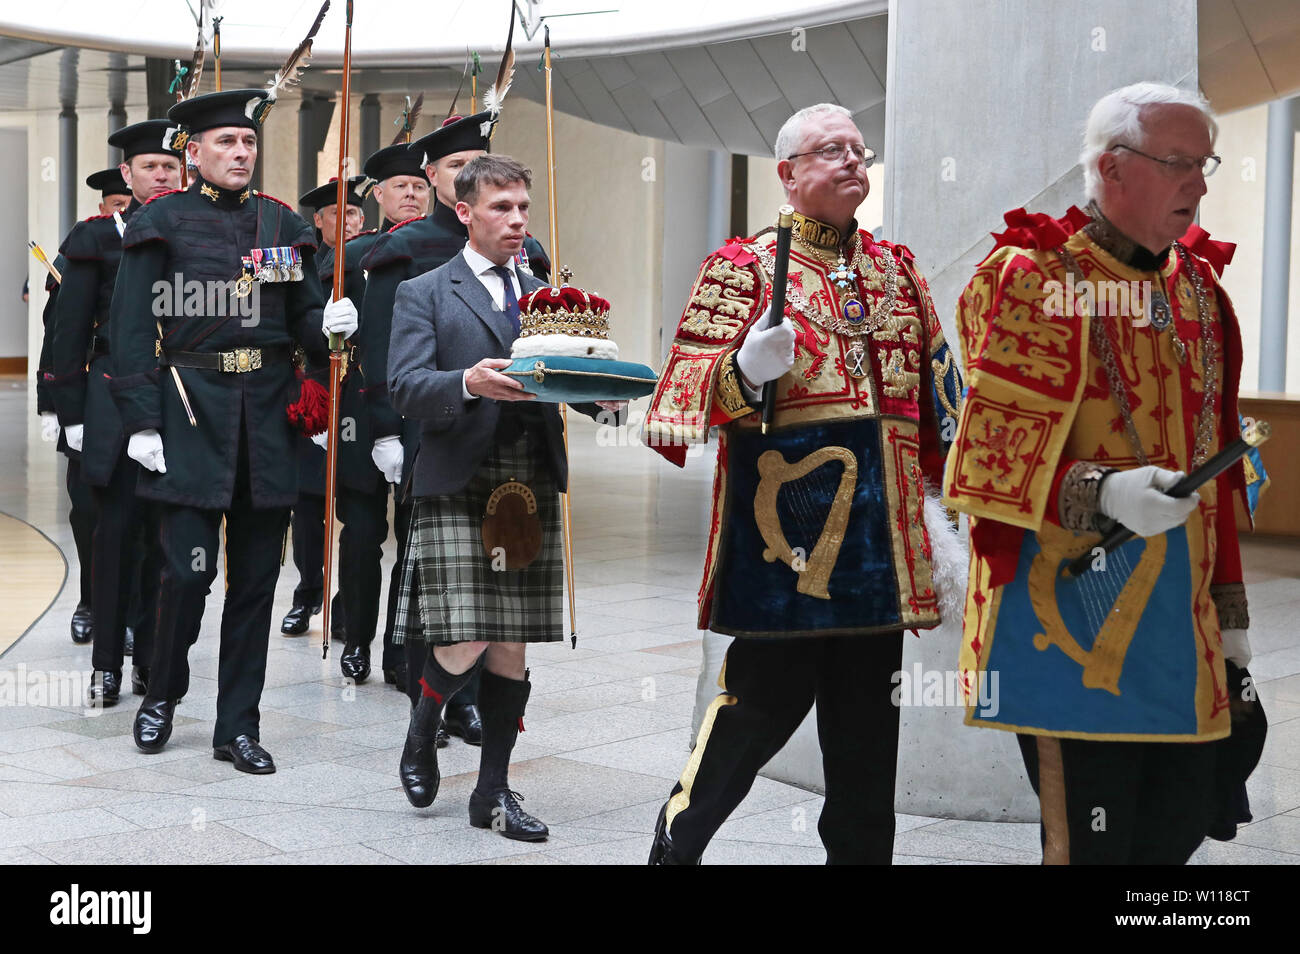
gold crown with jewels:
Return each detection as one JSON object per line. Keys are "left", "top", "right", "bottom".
{"left": 517, "top": 286, "right": 612, "bottom": 341}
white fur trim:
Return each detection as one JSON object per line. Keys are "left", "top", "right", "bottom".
{"left": 511, "top": 333, "right": 619, "bottom": 360}
{"left": 923, "top": 494, "right": 970, "bottom": 627}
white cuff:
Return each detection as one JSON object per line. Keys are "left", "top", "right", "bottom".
{"left": 462, "top": 370, "right": 478, "bottom": 402}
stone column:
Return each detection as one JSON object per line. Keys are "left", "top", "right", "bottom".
{"left": 359, "top": 93, "right": 381, "bottom": 228}
{"left": 1259, "top": 95, "right": 1298, "bottom": 392}
{"left": 107, "top": 52, "right": 128, "bottom": 166}
{"left": 58, "top": 48, "right": 79, "bottom": 238}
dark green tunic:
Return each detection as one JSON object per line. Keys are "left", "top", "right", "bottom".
{"left": 109, "top": 178, "right": 329, "bottom": 510}
{"left": 49, "top": 202, "right": 137, "bottom": 486}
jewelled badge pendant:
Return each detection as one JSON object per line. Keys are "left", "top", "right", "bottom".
{"left": 829, "top": 255, "right": 857, "bottom": 290}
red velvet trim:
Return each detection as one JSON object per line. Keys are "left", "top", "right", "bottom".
{"left": 716, "top": 241, "right": 756, "bottom": 268}
{"left": 970, "top": 518, "right": 1024, "bottom": 590}
{"left": 1179, "top": 224, "right": 1236, "bottom": 278}
{"left": 142, "top": 188, "right": 184, "bottom": 206}
{"left": 253, "top": 190, "right": 296, "bottom": 212}
{"left": 990, "top": 206, "right": 1089, "bottom": 252}
{"left": 517, "top": 717, "right": 525, "bottom": 733}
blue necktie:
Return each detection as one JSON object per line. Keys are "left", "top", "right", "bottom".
{"left": 491, "top": 265, "right": 520, "bottom": 334}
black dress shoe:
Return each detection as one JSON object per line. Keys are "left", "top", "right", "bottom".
{"left": 443, "top": 703, "right": 483, "bottom": 746}
{"left": 214, "top": 734, "right": 276, "bottom": 774}
{"left": 340, "top": 643, "right": 371, "bottom": 683}
{"left": 384, "top": 663, "right": 408, "bottom": 695}
{"left": 647, "top": 802, "right": 701, "bottom": 865}
{"left": 469, "top": 788, "right": 548, "bottom": 841}
{"left": 280, "top": 602, "right": 320, "bottom": 636}
{"left": 131, "top": 666, "right": 149, "bottom": 696}
{"left": 399, "top": 695, "right": 442, "bottom": 807}
{"left": 436, "top": 725, "right": 450, "bottom": 748}
{"left": 70, "top": 603, "right": 93, "bottom": 644}
{"left": 123, "top": 626, "right": 135, "bottom": 657}
{"left": 134, "top": 698, "right": 175, "bottom": 753}
{"left": 87, "top": 669, "right": 121, "bottom": 707}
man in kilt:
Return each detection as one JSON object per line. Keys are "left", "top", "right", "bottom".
{"left": 386, "top": 154, "right": 620, "bottom": 839}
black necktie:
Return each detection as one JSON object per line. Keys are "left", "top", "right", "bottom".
{"left": 490, "top": 265, "right": 520, "bottom": 334}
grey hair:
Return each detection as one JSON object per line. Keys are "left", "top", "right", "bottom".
{"left": 775, "top": 103, "right": 854, "bottom": 160}
{"left": 1080, "top": 82, "right": 1218, "bottom": 201}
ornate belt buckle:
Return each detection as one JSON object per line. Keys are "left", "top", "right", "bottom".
{"left": 223, "top": 347, "right": 261, "bottom": 373}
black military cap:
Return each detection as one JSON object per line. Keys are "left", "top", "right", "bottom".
{"left": 362, "top": 143, "right": 429, "bottom": 184}
{"left": 300, "top": 175, "right": 373, "bottom": 210}
{"left": 408, "top": 111, "right": 495, "bottom": 167}
{"left": 85, "top": 167, "right": 131, "bottom": 198}
{"left": 167, "top": 88, "right": 271, "bottom": 136}
{"left": 108, "top": 119, "right": 185, "bottom": 161}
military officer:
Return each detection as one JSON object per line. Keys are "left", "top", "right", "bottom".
{"left": 36, "top": 172, "right": 132, "bottom": 646}
{"left": 319, "top": 145, "right": 429, "bottom": 689}
{"left": 48, "top": 124, "right": 183, "bottom": 706}
{"left": 279, "top": 175, "right": 368, "bottom": 639}
{"left": 110, "top": 89, "right": 357, "bottom": 773}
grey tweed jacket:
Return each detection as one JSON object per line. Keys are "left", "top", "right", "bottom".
{"left": 387, "top": 249, "right": 604, "bottom": 496}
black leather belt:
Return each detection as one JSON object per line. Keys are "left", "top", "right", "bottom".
{"left": 159, "top": 343, "right": 293, "bottom": 373}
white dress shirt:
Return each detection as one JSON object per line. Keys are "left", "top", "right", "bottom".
{"left": 459, "top": 245, "right": 522, "bottom": 400}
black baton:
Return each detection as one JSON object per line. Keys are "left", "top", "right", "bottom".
{"left": 760, "top": 205, "right": 795, "bottom": 435}
{"left": 1064, "top": 421, "right": 1271, "bottom": 578}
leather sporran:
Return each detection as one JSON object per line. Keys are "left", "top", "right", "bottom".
{"left": 481, "top": 480, "right": 542, "bottom": 570}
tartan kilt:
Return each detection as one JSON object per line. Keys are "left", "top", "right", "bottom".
{"left": 391, "top": 431, "right": 564, "bottom": 645}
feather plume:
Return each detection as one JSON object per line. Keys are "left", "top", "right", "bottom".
{"left": 482, "top": 3, "right": 516, "bottom": 118}
{"left": 390, "top": 93, "right": 424, "bottom": 146}
{"left": 445, "top": 50, "right": 472, "bottom": 122}
{"left": 265, "top": 0, "right": 329, "bottom": 104}
{"left": 182, "top": 26, "right": 206, "bottom": 100}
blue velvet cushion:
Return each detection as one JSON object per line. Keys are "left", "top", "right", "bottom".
{"left": 501, "top": 355, "right": 658, "bottom": 404}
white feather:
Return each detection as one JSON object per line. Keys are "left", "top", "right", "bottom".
{"left": 923, "top": 493, "right": 970, "bottom": 627}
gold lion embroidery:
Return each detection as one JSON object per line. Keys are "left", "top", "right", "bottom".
{"left": 704, "top": 258, "right": 755, "bottom": 291}
{"left": 881, "top": 348, "right": 921, "bottom": 399}
{"left": 682, "top": 282, "right": 753, "bottom": 339}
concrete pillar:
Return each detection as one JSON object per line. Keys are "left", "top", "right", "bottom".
{"left": 107, "top": 52, "right": 127, "bottom": 166}
{"left": 1259, "top": 96, "right": 1298, "bottom": 393}
{"left": 58, "top": 48, "right": 79, "bottom": 239}
{"left": 752, "top": 0, "right": 1201, "bottom": 822}
{"left": 299, "top": 97, "right": 318, "bottom": 208}
{"left": 360, "top": 93, "right": 381, "bottom": 227}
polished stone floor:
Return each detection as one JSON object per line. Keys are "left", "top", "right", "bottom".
{"left": 1, "top": 379, "right": 1298, "bottom": 864}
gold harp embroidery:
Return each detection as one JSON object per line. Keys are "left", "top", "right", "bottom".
{"left": 1028, "top": 522, "right": 1166, "bottom": 695}
{"left": 753, "top": 446, "right": 857, "bottom": 600}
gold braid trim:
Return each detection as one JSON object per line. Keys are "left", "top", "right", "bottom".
{"left": 714, "top": 351, "right": 756, "bottom": 419}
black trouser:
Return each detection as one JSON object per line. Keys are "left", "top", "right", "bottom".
{"left": 65, "top": 456, "right": 98, "bottom": 607}
{"left": 663, "top": 632, "right": 904, "bottom": 864}
{"left": 145, "top": 436, "right": 290, "bottom": 747}
{"left": 337, "top": 483, "right": 401, "bottom": 670}
{"left": 290, "top": 492, "right": 325, "bottom": 609}
{"left": 1016, "top": 734, "right": 1217, "bottom": 864}
{"left": 90, "top": 453, "right": 159, "bottom": 672}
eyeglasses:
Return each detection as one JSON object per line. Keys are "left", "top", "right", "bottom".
{"left": 787, "top": 142, "right": 876, "bottom": 167}
{"left": 1109, "top": 143, "right": 1220, "bottom": 177}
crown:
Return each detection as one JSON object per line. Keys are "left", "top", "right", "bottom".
{"left": 516, "top": 285, "right": 611, "bottom": 341}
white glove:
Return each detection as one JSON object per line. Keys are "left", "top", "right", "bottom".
{"left": 736, "top": 309, "right": 795, "bottom": 387}
{"left": 310, "top": 430, "right": 329, "bottom": 449}
{"left": 1098, "top": 465, "right": 1199, "bottom": 537}
{"left": 322, "top": 297, "right": 358, "bottom": 338}
{"left": 371, "top": 436, "right": 403, "bottom": 484}
{"left": 1221, "top": 628, "right": 1252, "bottom": 668}
{"left": 40, "top": 412, "right": 61, "bottom": 443}
{"left": 64, "top": 423, "right": 83, "bottom": 452}
{"left": 127, "top": 429, "right": 167, "bottom": 474}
